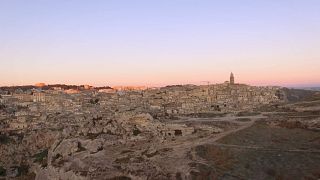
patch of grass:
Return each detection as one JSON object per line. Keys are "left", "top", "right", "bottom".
{"left": 195, "top": 145, "right": 236, "bottom": 173}
{"left": 209, "top": 120, "right": 320, "bottom": 179}
{"left": 277, "top": 120, "right": 307, "bottom": 129}
{"left": 218, "top": 121, "right": 320, "bottom": 149}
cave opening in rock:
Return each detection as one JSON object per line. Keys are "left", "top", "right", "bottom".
{"left": 174, "top": 130, "right": 182, "bottom": 136}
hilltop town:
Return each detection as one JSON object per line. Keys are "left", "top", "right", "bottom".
{"left": 0, "top": 74, "right": 319, "bottom": 179}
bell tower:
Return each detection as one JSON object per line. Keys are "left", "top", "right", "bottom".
{"left": 230, "top": 72, "right": 234, "bottom": 85}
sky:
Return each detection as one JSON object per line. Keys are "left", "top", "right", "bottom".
{"left": 0, "top": 0, "right": 319, "bottom": 87}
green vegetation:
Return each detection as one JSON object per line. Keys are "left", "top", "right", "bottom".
{"left": 0, "top": 166, "right": 6, "bottom": 176}
{"left": 0, "top": 134, "right": 11, "bottom": 144}
{"left": 33, "top": 149, "right": 48, "bottom": 167}
{"left": 191, "top": 119, "right": 320, "bottom": 179}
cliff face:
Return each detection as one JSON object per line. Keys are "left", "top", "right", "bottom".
{"left": 32, "top": 113, "right": 199, "bottom": 180}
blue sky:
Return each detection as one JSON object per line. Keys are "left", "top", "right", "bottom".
{"left": 0, "top": 0, "right": 319, "bottom": 87}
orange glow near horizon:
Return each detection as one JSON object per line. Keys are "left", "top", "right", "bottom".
{"left": 1, "top": 71, "right": 319, "bottom": 88}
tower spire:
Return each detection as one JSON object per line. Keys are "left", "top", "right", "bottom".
{"left": 230, "top": 72, "right": 234, "bottom": 85}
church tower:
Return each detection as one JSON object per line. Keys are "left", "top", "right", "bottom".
{"left": 230, "top": 72, "right": 235, "bottom": 85}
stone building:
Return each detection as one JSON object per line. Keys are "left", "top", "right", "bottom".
{"left": 33, "top": 92, "right": 46, "bottom": 102}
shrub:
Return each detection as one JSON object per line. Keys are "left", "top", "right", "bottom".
{"left": 33, "top": 149, "right": 48, "bottom": 167}
{"left": 0, "top": 134, "right": 11, "bottom": 144}
{"left": 0, "top": 166, "right": 6, "bottom": 176}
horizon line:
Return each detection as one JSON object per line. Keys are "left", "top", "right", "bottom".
{"left": 1, "top": 82, "right": 320, "bottom": 89}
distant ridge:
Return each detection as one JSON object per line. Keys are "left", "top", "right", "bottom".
{"left": 290, "top": 87, "right": 320, "bottom": 91}
{"left": 0, "top": 84, "right": 112, "bottom": 92}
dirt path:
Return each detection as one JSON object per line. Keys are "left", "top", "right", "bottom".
{"left": 162, "top": 115, "right": 258, "bottom": 150}
{"left": 208, "top": 119, "right": 255, "bottom": 143}
{"left": 208, "top": 143, "right": 320, "bottom": 153}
